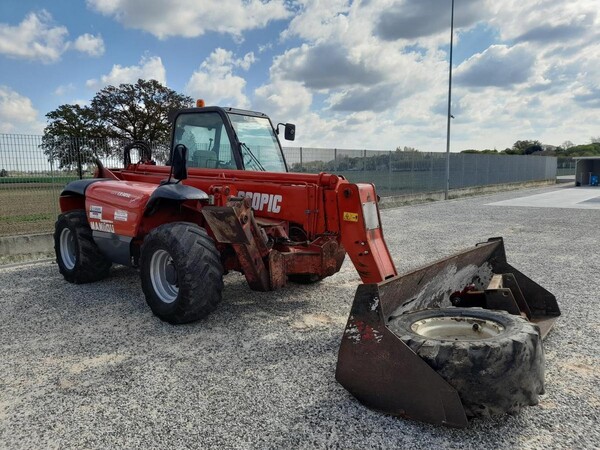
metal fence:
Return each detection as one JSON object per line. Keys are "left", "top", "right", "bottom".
{"left": 284, "top": 147, "right": 557, "bottom": 197}
{"left": 557, "top": 157, "right": 576, "bottom": 176}
{"left": 0, "top": 134, "right": 557, "bottom": 236}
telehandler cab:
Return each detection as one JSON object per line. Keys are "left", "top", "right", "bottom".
{"left": 55, "top": 102, "right": 560, "bottom": 427}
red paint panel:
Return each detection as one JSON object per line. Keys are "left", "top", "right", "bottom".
{"left": 115, "top": 169, "right": 327, "bottom": 237}
{"left": 337, "top": 183, "right": 398, "bottom": 283}
{"left": 84, "top": 181, "right": 157, "bottom": 237}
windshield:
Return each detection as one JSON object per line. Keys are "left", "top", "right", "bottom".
{"left": 228, "top": 113, "right": 287, "bottom": 172}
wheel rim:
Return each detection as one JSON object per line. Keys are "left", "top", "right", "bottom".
{"left": 149, "top": 249, "right": 179, "bottom": 304}
{"left": 411, "top": 315, "right": 505, "bottom": 340}
{"left": 60, "top": 228, "right": 77, "bottom": 270}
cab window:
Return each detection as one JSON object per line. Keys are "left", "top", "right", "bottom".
{"left": 173, "top": 112, "right": 236, "bottom": 169}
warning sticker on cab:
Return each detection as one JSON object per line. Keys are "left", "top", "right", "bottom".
{"left": 343, "top": 212, "right": 359, "bottom": 222}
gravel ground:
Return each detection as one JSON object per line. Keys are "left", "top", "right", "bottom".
{"left": 0, "top": 185, "right": 598, "bottom": 449}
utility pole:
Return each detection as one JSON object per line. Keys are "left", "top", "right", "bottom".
{"left": 444, "top": 0, "right": 455, "bottom": 200}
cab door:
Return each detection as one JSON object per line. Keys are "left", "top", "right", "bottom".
{"left": 173, "top": 110, "right": 241, "bottom": 170}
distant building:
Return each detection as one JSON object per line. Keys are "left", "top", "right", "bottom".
{"left": 574, "top": 157, "right": 600, "bottom": 186}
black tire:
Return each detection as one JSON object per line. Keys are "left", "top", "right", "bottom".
{"left": 54, "top": 210, "right": 111, "bottom": 283}
{"left": 388, "top": 307, "right": 544, "bottom": 418}
{"left": 140, "top": 222, "right": 224, "bottom": 324}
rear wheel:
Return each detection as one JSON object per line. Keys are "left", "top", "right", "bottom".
{"left": 388, "top": 307, "right": 544, "bottom": 418}
{"left": 54, "top": 210, "right": 111, "bottom": 283}
{"left": 140, "top": 222, "right": 224, "bottom": 324}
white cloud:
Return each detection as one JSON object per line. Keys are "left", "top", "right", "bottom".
{"left": 86, "top": 0, "right": 291, "bottom": 39}
{"left": 274, "top": 11, "right": 438, "bottom": 111}
{"left": 185, "top": 49, "right": 255, "bottom": 108}
{"left": 254, "top": 79, "right": 312, "bottom": 120}
{"left": 0, "top": 11, "right": 107, "bottom": 63}
{"left": 0, "top": 86, "right": 42, "bottom": 134}
{"left": 489, "top": 0, "right": 599, "bottom": 44}
{"left": 86, "top": 55, "right": 167, "bottom": 89}
{"left": 375, "top": 0, "right": 489, "bottom": 41}
{"left": 266, "top": 0, "right": 600, "bottom": 150}
{"left": 281, "top": 0, "right": 351, "bottom": 42}
{"left": 54, "top": 83, "right": 76, "bottom": 96}
{"left": 273, "top": 43, "right": 385, "bottom": 90}
{"left": 454, "top": 45, "right": 536, "bottom": 88}
{"left": 72, "top": 33, "right": 105, "bottom": 56}
{"left": 259, "top": 0, "right": 451, "bottom": 149}
{"left": 0, "top": 11, "right": 68, "bottom": 63}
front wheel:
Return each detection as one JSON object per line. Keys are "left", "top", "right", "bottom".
{"left": 140, "top": 222, "right": 224, "bottom": 324}
{"left": 388, "top": 307, "right": 545, "bottom": 418}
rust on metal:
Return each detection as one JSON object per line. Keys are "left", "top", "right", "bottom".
{"left": 202, "top": 199, "right": 271, "bottom": 291}
{"left": 336, "top": 238, "right": 560, "bottom": 426}
{"left": 268, "top": 250, "right": 286, "bottom": 290}
{"left": 336, "top": 283, "right": 468, "bottom": 428}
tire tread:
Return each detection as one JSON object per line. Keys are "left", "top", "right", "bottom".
{"left": 389, "top": 307, "right": 544, "bottom": 418}
{"left": 140, "top": 222, "right": 224, "bottom": 324}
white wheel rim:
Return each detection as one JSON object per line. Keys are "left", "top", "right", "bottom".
{"left": 411, "top": 316, "right": 505, "bottom": 340}
{"left": 60, "top": 228, "right": 77, "bottom": 270}
{"left": 149, "top": 249, "right": 179, "bottom": 303}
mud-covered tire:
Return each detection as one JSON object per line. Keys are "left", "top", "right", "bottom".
{"left": 140, "top": 222, "right": 224, "bottom": 324}
{"left": 54, "top": 210, "right": 111, "bottom": 283}
{"left": 388, "top": 307, "right": 544, "bottom": 418}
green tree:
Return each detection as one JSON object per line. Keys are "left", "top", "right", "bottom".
{"left": 41, "top": 104, "right": 105, "bottom": 171}
{"left": 509, "top": 140, "right": 543, "bottom": 155}
{"left": 561, "top": 140, "right": 574, "bottom": 150}
{"left": 395, "top": 146, "right": 419, "bottom": 152}
{"left": 91, "top": 79, "right": 192, "bottom": 144}
{"left": 41, "top": 79, "right": 193, "bottom": 169}
{"left": 460, "top": 149, "right": 499, "bottom": 154}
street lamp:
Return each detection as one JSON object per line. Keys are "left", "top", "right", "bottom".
{"left": 444, "top": 0, "right": 455, "bottom": 200}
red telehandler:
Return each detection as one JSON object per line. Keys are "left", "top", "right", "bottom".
{"left": 54, "top": 102, "right": 560, "bottom": 427}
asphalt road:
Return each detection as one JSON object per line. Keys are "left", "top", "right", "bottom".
{"left": 0, "top": 185, "right": 598, "bottom": 449}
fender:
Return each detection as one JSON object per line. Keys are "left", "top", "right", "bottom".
{"left": 59, "top": 178, "right": 110, "bottom": 212}
{"left": 144, "top": 183, "right": 209, "bottom": 215}
{"left": 61, "top": 178, "right": 110, "bottom": 196}
{"left": 83, "top": 182, "right": 208, "bottom": 265}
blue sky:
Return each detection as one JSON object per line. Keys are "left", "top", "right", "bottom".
{"left": 0, "top": 0, "right": 598, "bottom": 151}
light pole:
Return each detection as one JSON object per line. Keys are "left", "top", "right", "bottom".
{"left": 444, "top": 0, "right": 455, "bottom": 200}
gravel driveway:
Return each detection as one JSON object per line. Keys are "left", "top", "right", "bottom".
{"left": 0, "top": 185, "right": 598, "bottom": 449}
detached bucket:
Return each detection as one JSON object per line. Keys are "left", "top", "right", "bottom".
{"left": 335, "top": 238, "right": 560, "bottom": 427}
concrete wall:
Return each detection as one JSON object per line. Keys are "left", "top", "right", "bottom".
{"left": 379, "top": 179, "right": 555, "bottom": 209}
{"left": 0, "top": 233, "right": 54, "bottom": 265}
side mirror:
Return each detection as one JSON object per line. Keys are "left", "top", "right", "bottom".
{"left": 172, "top": 144, "right": 188, "bottom": 180}
{"left": 277, "top": 122, "right": 296, "bottom": 141}
{"left": 284, "top": 123, "right": 296, "bottom": 141}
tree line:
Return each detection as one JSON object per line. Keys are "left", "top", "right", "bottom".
{"left": 460, "top": 139, "right": 600, "bottom": 158}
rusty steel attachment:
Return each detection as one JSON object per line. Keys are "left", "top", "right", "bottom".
{"left": 335, "top": 237, "right": 560, "bottom": 427}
